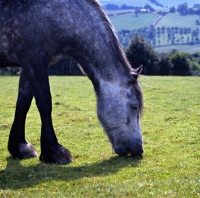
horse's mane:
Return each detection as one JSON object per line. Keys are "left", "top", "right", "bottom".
{"left": 87, "top": 0, "right": 133, "bottom": 72}
{"left": 87, "top": 0, "right": 143, "bottom": 115}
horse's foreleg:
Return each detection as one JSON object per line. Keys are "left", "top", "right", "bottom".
{"left": 16, "top": 51, "right": 72, "bottom": 164}
{"left": 8, "top": 70, "right": 38, "bottom": 159}
{"left": 35, "top": 74, "right": 72, "bottom": 164}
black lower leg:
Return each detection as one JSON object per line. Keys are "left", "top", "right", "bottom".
{"left": 38, "top": 94, "right": 72, "bottom": 164}
{"left": 8, "top": 71, "right": 38, "bottom": 159}
{"left": 15, "top": 50, "right": 72, "bottom": 164}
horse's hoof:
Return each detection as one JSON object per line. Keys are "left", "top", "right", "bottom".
{"left": 40, "top": 143, "right": 72, "bottom": 165}
{"left": 19, "top": 142, "right": 38, "bottom": 159}
{"left": 8, "top": 141, "right": 38, "bottom": 159}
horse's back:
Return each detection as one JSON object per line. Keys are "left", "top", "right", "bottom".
{"left": 0, "top": 0, "right": 116, "bottom": 68}
{"left": 0, "top": 0, "right": 74, "bottom": 67}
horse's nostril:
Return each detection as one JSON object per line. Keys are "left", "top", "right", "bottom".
{"left": 129, "top": 146, "right": 143, "bottom": 156}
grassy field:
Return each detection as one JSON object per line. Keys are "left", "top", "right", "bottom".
{"left": 103, "top": 1, "right": 200, "bottom": 51}
{"left": 110, "top": 12, "right": 158, "bottom": 31}
{"left": 155, "top": 44, "right": 200, "bottom": 53}
{"left": 109, "top": 12, "right": 200, "bottom": 32}
{"left": 0, "top": 76, "right": 200, "bottom": 197}
{"left": 108, "top": 11, "right": 200, "bottom": 51}
{"left": 156, "top": 13, "right": 200, "bottom": 29}
{"left": 154, "top": 13, "right": 200, "bottom": 51}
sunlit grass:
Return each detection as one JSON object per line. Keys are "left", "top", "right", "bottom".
{"left": 0, "top": 76, "right": 199, "bottom": 197}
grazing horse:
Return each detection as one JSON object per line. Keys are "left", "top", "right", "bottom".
{"left": 0, "top": 0, "right": 144, "bottom": 164}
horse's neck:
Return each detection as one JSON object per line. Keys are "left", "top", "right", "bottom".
{"left": 74, "top": 47, "right": 127, "bottom": 85}
{"left": 61, "top": 0, "right": 130, "bottom": 86}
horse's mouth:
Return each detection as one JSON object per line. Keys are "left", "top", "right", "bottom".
{"left": 126, "top": 149, "right": 143, "bottom": 157}
{"left": 127, "top": 150, "right": 132, "bottom": 156}
{"left": 114, "top": 147, "right": 143, "bottom": 157}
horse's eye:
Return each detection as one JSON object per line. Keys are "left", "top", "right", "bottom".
{"left": 131, "top": 104, "right": 138, "bottom": 110}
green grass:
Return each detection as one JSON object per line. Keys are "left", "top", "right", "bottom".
{"left": 153, "top": 13, "right": 200, "bottom": 51}
{"left": 0, "top": 76, "right": 200, "bottom": 197}
{"left": 105, "top": 5, "right": 200, "bottom": 52}
{"left": 156, "top": 13, "right": 200, "bottom": 29}
{"left": 110, "top": 12, "right": 200, "bottom": 32}
{"left": 110, "top": 13, "right": 158, "bottom": 31}
{"left": 155, "top": 44, "right": 200, "bottom": 53}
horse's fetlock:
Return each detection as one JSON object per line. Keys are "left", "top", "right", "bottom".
{"left": 40, "top": 143, "right": 72, "bottom": 165}
{"left": 19, "top": 142, "right": 38, "bottom": 159}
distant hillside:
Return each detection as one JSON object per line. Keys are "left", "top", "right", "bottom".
{"left": 99, "top": 0, "right": 200, "bottom": 8}
{"left": 101, "top": 1, "right": 200, "bottom": 53}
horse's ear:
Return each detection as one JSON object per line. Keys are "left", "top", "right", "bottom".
{"left": 134, "top": 65, "right": 143, "bottom": 75}
{"left": 130, "top": 65, "right": 143, "bottom": 79}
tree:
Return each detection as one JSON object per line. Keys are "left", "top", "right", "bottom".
{"left": 177, "top": 3, "right": 188, "bottom": 15}
{"left": 144, "top": 4, "right": 155, "bottom": 12}
{"left": 105, "top": 4, "right": 120, "bottom": 10}
{"left": 161, "top": 26, "right": 165, "bottom": 33}
{"left": 190, "top": 61, "right": 200, "bottom": 75}
{"left": 158, "top": 53, "right": 173, "bottom": 75}
{"left": 48, "top": 56, "right": 82, "bottom": 75}
{"left": 135, "top": 8, "right": 139, "bottom": 17}
{"left": 121, "top": 4, "right": 134, "bottom": 10}
{"left": 170, "top": 52, "right": 191, "bottom": 76}
{"left": 0, "top": 67, "right": 21, "bottom": 76}
{"left": 169, "top": 6, "right": 176, "bottom": 13}
{"left": 125, "top": 34, "right": 158, "bottom": 75}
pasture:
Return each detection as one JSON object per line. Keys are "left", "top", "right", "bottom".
{"left": 155, "top": 13, "right": 200, "bottom": 29}
{"left": 109, "top": 12, "right": 158, "bottom": 31}
{"left": 108, "top": 11, "right": 200, "bottom": 51}
{"left": 0, "top": 76, "right": 199, "bottom": 197}
{"left": 155, "top": 44, "right": 200, "bottom": 53}
{"left": 110, "top": 12, "right": 200, "bottom": 32}
{"left": 154, "top": 13, "right": 200, "bottom": 51}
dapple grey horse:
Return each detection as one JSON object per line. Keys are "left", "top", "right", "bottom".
{"left": 0, "top": 0, "right": 143, "bottom": 164}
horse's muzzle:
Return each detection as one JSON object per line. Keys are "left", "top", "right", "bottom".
{"left": 114, "top": 142, "right": 143, "bottom": 157}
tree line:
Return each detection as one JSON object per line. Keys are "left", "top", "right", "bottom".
{"left": 174, "top": 3, "right": 200, "bottom": 15}
{"left": 104, "top": 4, "right": 142, "bottom": 11}
{"left": 125, "top": 34, "right": 200, "bottom": 76}
{"left": 1, "top": 35, "right": 200, "bottom": 76}
{"left": 118, "top": 26, "right": 200, "bottom": 47}
{"left": 0, "top": 56, "right": 82, "bottom": 76}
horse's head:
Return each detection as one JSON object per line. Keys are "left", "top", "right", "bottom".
{"left": 97, "top": 66, "right": 143, "bottom": 157}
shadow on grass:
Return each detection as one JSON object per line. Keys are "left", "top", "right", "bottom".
{"left": 0, "top": 155, "right": 142, "bottom": 190}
